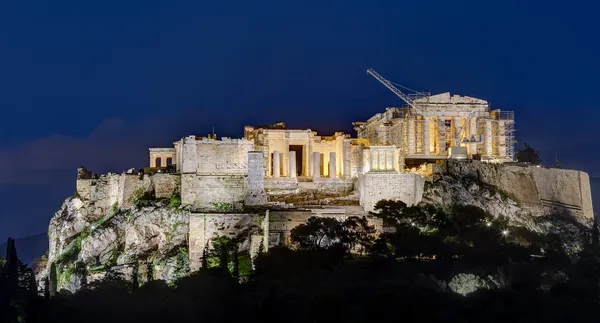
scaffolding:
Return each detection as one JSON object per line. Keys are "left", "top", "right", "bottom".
{"left": 494, "top": 110, "right": 516, "bottom": 161}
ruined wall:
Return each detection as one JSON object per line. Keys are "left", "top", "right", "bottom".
{"left": 358, "top": 172, "right": 425, "bottom": 212}
{"left": 76, "top": 169, "right": 180, "bottom": 211}
{"left": 440, "top": 160, "right": 594, "bottom": 220}
{"left": 151, "top": 174, "right": 180, "bottom": 199}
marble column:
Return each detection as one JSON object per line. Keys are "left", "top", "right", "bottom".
{"left": 423, "top": 116, "right": 430, "bottom": 155}
{"left": 312, "top": 152, "right": 321, "bottom": 178}
{"left": 485, "top": 120, "right": 493, "bottom": 157}
{"left": 343, "top": 139, "right": 351, "bottom": 179}
{"left": 272, "top": 150, "right": 280, "bottom": 177}
{"left": 408, "top": 117, "right": 416, "bottom": 155}
{"left": 329, "top": 152, "right": 337, "bottom": 178}
{"left": 438, "top": 118, "right": 447, "bottom": 155}
{"left": 370, "top": 149, "right": 378, "bottom": 171}
{"left": 289, "top": 151, "right": 297, "bottom": 178}
{"left": 469, "top": 117, "right": 478, "bottom": 155}
{"left": 362, "top": 148, "right": 370, "bottom": 174}
{"left": 454, "top": 117, "right": 462, "bottom": 145}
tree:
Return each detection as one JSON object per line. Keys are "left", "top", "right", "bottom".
{"left": 201, "top": 242, "right": 209, "bottom": 270}
{"left": 174, "top": 247, "right": 190, "bottom": 281}
{"left": 131, "top": 262, "right": 139, "bottom": 291}
{"left": 48, "top": 262, "right": 57, "bottom": 297}
{"left": 232, "top": 251, "right": 240, "bottom": 283}
{"left": 516, "top": 143, "right": 541, "bottom": 165}
{"left": 340, "top": 216, "right": 377, "bottom": 255}
{"left": 43, "top": 277, "right": 50, "bottom": 300}
{"left": 291, "top": 217, "right": 343, "bottom": 250}
{"left": 2, "top": 238, "right": 19, "bottom": 299}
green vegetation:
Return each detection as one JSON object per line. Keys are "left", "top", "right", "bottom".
{"left": 55, "top": 234, "right": 83, "bottom": 264}
{"left": 210, "top": 202, "right": 233, "bottom": 212}
{"left": 9, "top": 202, "right": 600, "bottom": 322}
{"left": 173, "top": 247, "right": 190, "bottom": 282}
{"left": 169, "top": 195, "right": 182, "bottom": 209}
{"left": 57, "top": 264, "right": 75, "bottom": 287}
{"left": 132, "top": 188, "right": 154, "bottom": 208}
{"left": 107, "top": 242, "right": 125, "bottom": 267}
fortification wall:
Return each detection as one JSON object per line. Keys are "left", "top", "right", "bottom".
{"left": 358, "top": 172, "right": 425, "bottom": 212}
{"left": 188, "top": 207, "right": 383, "bottom": 270}
{"left": 180, "top": 137, "right": 253, "bottom": 175}
{"left": 441, "top": 160, "right": 594, "bottom": 220}
{"left": 350, "top": 144, "right": 364, "bottom": 178}
{"left": 76, "top": 169, "right": 180, "bottom": 212}
{"left": 152, "top": 174, "right": 180, "bottom": 199}
{"left": 181, "top": 174, "right": 247, "bottom": 211}
{"left": 188, "top": 213, "right": 259, "bottom": 271}
{"left": 268, "top": 207, "right": 382, "bottom": 247}
{"left": 246, "top": 151, "right": 268, "bottom": 205}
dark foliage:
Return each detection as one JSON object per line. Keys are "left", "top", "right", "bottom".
{"left": 9, "top": 203, "right": 600, "bottom": 322}
{"left": 516, "top": 143, "right": 542, "bottom": 165}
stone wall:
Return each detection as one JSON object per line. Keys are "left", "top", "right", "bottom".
{"left": 188, "top": 213, "right": 260, "bottom": 271}
{"left": 246, "top": 151, "right": 268, "bottom": 205}
{"left": 179, "top": 136, "right": 253, "bottom": 175}
{"left": 151, "top": 174, "right": 180, "bottom": 199}
{"left": 312, "top": 178, "right": 354, "bottom": 193}
{"left": 268, "top": 206, "right": 383, "bottom": 248}
{"left": 358, "top": 172, "right": 426, "bottom": 212}
{"left": 188, "top": 207, "right": 383, "bottom": 270}
{"left": 264, "top": 177, "right": 298, "bottom": 195}
{"left": 440, "top": 160, "right": 595, "bottom": 220}
{"left": 76, "top": 169, "right": 180, "bottom": 211}
{"left": 181, "top": 174, "right": 247, "bottom": 211}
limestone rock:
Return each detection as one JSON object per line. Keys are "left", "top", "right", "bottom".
{"left": 39, "top": 197, "right": 188, "bottom": 294}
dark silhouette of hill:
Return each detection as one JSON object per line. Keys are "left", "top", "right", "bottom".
{"left": 0, "top": 232, "right": 47, "bottom": 265}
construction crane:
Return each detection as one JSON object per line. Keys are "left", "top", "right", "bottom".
{"left": 367, "top": 68, "right": 474, "bottom": 158}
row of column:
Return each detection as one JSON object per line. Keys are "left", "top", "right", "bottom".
{"left": 407, "top": 116, "right": 487, "bottom": 156}
{"left": 271, "top": 150, "right": 338, "bottom": 178}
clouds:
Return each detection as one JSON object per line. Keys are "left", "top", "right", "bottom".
{"left": 0, "top": 110, "right": 226, "bottom": 186}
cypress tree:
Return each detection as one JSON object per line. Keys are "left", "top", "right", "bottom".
{"left": 43, "top": 277, "right": 50, "bottom": 300}
{"left": 48, "top": 262, "right": 57, "bottom": 297}
{"left": 131, "top": 262, "right": 139, "bottom": 292}
{"left": 147, "top": 262, "right": 154, "bottom": 282}
{"left": 201, "top": 242, "right": 209, "bottom": 270}
{"left": 28, "top": 268, "right": 38, "bottom": 297}
{"left": 232, "top": 251, "right": 240, "bottom": 282}
{"left": 4, "top": 238, "right": 19, "bottom": 299}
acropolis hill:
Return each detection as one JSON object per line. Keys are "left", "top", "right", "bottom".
{"left": 40, "top": 85, "right": 594, "bottom": 292}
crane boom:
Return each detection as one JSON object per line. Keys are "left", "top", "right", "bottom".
{"left": 366, "top": 68, "right": 481, "bottom": 145}
{"left": 367, "top": 68, "right": 449, "bottom": 137}
{"left": 366, "top": 69, "right": 427, "bottom": 117}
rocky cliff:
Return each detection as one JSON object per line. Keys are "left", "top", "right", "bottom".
{"left": 38, "top": 161, "right": 595, "bottom": 293}
{"left": 39, "top": 195, "right": 188, "bottom": 293}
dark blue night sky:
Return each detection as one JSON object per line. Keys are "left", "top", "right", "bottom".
{"left": 1, "top": 0, "right": 599, "bottom": 240}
